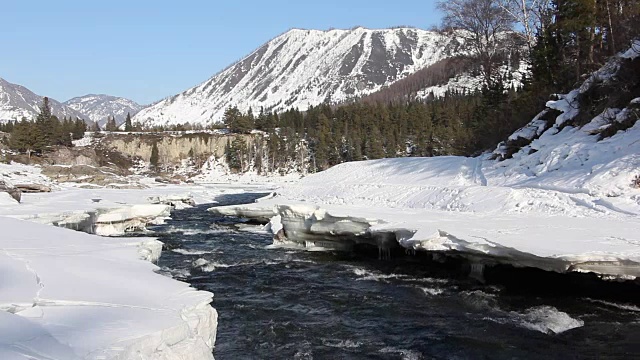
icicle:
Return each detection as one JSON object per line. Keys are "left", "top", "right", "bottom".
{"left": 469, "top": 263, "right": 486, "bottom": 283}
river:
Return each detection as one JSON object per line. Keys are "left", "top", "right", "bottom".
{"left": 149, "top": 192, "right": 640, "bottom": 359}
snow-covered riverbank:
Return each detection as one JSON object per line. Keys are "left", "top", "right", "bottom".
{"left": 0, "top": 216, "right": 216, "bottom": 359}
{"left": 0, "top": 169, "right": 272, "bottom": 359}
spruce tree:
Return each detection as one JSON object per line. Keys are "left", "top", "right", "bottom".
{"left": 124, "top": 113, "right": 133, "bottom": 132}
{"left": 105, "top": 116, "right": 118, "bottom": 132}
{"left": 150, "top": 143, "right": 159, "bottom": 171}
{"left": 10, "top": 119, "right": 39, "bottom": 159}
{"left": 72, "top": 119, "right": 87, "bottom": 140}
{"left": 33, "top": 97, "right": 53, "bottom": 153}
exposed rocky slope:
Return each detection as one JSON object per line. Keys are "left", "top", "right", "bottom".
{"left": 134, "top": 27, "right": 472, "bottom": 127}
{"left": 0, "top": 77, "right": 86, "bottom": 122}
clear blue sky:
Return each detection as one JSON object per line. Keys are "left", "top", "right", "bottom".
{"left": 1, "top": 0, "right": 442, "bottom": 105}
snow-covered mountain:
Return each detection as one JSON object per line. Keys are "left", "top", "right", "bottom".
{"left": 0, "top": 77, "right": 86, "bottom": 122}
{"left": 134, "top": 27, "right": 469, "bottom": 127}
{"left": 64, "top": 94, "right": 144, "bottom": 126}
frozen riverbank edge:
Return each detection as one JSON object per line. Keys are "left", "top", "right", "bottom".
{"left": 0, "top": 185, "right": 245, "bottom": 360}
{"left": 211, "top": 198, "right": 640, "bottom": 282}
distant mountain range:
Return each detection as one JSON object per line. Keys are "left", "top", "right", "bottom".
{"left": 0, "top": 78, "right": 143, "bottom": 126}
{"left": 64, "top": 94, "right": 143, "bottom": 126}
{"left": 0, "top": 77, "right": 86, "bottom": 122}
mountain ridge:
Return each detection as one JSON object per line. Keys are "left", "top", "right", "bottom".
{"left": 133, "top": 27, "right": 472, "bottom": 127}
{"left": 0, "top": 77, "right": 144, "bottom": 126}
{"left": 0, "top": 77, "right": 87, "bottom": 122}
{"left": 64, "top": 94, "right": 144, "bottom": 126}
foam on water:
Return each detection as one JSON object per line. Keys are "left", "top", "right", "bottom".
{"left": 460, "top": 290, "right": 499, "bottom": 310}
{"left": 321, "top": 339, "right": 362, "bottom": 349}
{"left": 157, "top": 266, "right": 191, "bottom": 280}
{"left": 379, "top": 347, "right": 424, "bottom": 360}
{"left": 157, "top": 226, "right": 227, "bottom": 236}
{"left": 235, "top": 224, "right": 269, "bottom": 234}
{"left": 460, "top": 291, "right": 583, "bottom": 334}
{"left": 192, "top": 258, "right": 233, "bottom": 272}
{"left": 420, "top": 287, "right": 445, "bottom": 296}
{"left": 352, "top": 267, "right": 409, "bottom": 281}
{"left": 347, "top": 266, "right": 450, "bottom": 285}
{"left": 172, "top": 248, "right": 216, "bottom": 256}
{"left": 191, "top": 257, "right": 293, "bottom": 273}
{"left": 586, "top": 299, "right": 640, "bottom": 313}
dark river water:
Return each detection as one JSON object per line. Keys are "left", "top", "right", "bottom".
{"left": 148, "top": 192, "right": 640, "bottom": 359}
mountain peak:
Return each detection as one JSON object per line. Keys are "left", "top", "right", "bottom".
{"left": 134, "top": 27, "right": 465, "bottom": 127}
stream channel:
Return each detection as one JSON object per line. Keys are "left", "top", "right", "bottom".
{"left": 146, "top": 192, "right": 640, "bottom": 359}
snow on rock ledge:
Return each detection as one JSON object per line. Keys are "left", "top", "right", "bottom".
{"left": 148, "top": 194, "right": 196, "bottom": 210}
{"left": 94, "top": 204, "right": 173, "bottom": 236}
{"left": 0, "top": 216, "right": 217, "bottom": 359}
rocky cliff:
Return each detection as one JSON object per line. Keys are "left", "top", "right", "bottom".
{"left": 100, "top": 132, "right": 257, "bottom": 165}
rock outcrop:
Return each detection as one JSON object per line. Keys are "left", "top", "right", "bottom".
{"left": 0, "top": 180, "right": 21, "bottom": 202}
{"left": 100, "top": 132, "right": 256, "bottom": 165}
{"left": 14, "top": 184, "right": 51, "bottom": 193}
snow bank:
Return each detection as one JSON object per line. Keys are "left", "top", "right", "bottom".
{"left": 0, "top": 171, "right": 247, "bottom": 359}
{"left": 0, "top": 216, "right": 217, "bottom": 359}
{"left": 0, "top": 162, "right": 55, "bottom": 190}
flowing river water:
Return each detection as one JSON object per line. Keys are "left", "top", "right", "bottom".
{"left": 147, "top": 192, "right": 640, "bottom": 359}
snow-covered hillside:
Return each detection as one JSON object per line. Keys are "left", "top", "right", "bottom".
{"left": 417, "top": 61, "right": 529, "bottom": 99}
{"left": 64, "top": 94, "right": 143, "bottom": 126}
{"left": 134, "top": 27, "right": 469, "bottom": 127}
{"left": 0, "top": 77, "right": 86, "bottom": 122}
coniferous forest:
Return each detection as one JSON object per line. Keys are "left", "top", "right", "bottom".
{"left": 0, "top": 97, "right": 86, "bottom": 158}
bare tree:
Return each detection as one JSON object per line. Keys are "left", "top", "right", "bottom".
{"left": 497, "top": 0, "right": 551, "bottom": 52}
{"left": 438, "top": 0, "right": 514, "bottom": 86}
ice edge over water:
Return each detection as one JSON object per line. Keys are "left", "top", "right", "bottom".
{"left": 211, "top": 203, "right": 640, "bottom": 281}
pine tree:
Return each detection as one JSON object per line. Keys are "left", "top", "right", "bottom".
{"left": 72, "top": 119, "right": 87, "bottom": 140}
{"left": 223, "top": 106, "right": 254, "bottom": 134}
{"left": 364, "top": 124, "right": 385, "bottom": 159}
{"left": 10, "top": 119, "right": 40, "bottom": 159}
{"left": 33, "top": 97, "right": 55, "bottom": 153}
{"left": 124, "top": 113, "right": 133, "bottom": 132}
{"left": 226, "top": 137, "right": 247, "bottom": 172}
{"left": 150, "top": 143, "right": 159, "bottom": 171}
{"left": 105, "top": 116, "right": 118, "bottom": 132}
